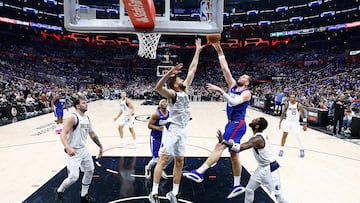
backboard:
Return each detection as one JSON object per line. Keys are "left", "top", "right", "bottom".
{"left": 63, "top": 0, "right": 224, "bottom": 35}
{"left": 156, "top": 65, "right": 173, "bottom": 77}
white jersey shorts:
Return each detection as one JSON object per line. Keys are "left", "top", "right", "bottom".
{"left": 251, "top": 164, "right": 283, "bottom": 196}
{"left": 281, "top": 120, "right": 301, "bottom": 135}
{"left": 159, "top": 123, "right": 187, "bottom": 157}
{"left": 64, "top": 147, "right": 94, "bottom": 175}
{"left": 118, "top": 114, "right": 135, "bottom": 128}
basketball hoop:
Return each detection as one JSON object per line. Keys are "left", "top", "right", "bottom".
{"left": 136, "top": 32, "right": 161, "bottom": 59}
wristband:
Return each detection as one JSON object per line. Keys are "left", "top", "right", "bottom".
{"left": 218, "top": 55, "right": 225, "bottom": 60}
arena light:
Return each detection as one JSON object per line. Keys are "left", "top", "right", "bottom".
{"left": 284, "top": 30, "right": 300, "bottom": 36}
{"left": 190, "top": 13, "right": 200, "bottom": 18}
{"left": 270, "top": 32, "right": 285, "bottom": 37}
{"left": 304, "top": 15, "right": 320, "bottom": 20}
{"left": 0, "top": 1, "right": 3, "bottom": 7}
{"left": 23, "top": 7, "right": 38, "bottom": 14}
{"left": 350, "top": 50, "right": 360, "bottom": 56}
{"left": 260, "top": 9, "right": 274, "bottom": 13}
{"left": 231, "top": 23, "right": 243, "bottom": 28}
{"left": 4, "top": 4, "right": 21, "bottom": 10}
{"left": 275, "top": 6, "right": 288, "bottom": 12}
{"left": 298, "top": 28, "right": 315, "bottom": 34}
{"left": 246, "top": 10, "right": 259, "bottom": 15}
{"left": 223, "top": 12, "right": 229, "bottom": 17}
{"left": 44, "top": 0, "right": 57, "bottom": 5}
{"left": 292, "top": 4, "right": 307, "bottom": 9}
{"left": 96, "top": 8, "right": 105, "bottom": 12}
{"left": 106, "top": 8, "right": 118, "bottom": 14}
{"left": 258, "top": 21, "right": 271, "bottom": 26}
{"left": 79, "top": 5, "right": 90, "bottom": 9}
{"left": 0, "top": 16, "right": 62, "bottom": 31}
{"left": 289, "top": 16, "right": 303, "bottom": 22}
{"left": 346, "top": 21, "right": 360, "bottom": 28}
{"left": 273, "top": 19, "right": 288, "bottom": 23}
{"left": 43, "top": 12, "right": 58, "bottom": 17}
{"left": 308, "top": 0, "right": 322, "bottom": 7}
{"left": 327, "top": 23, "right": 346, "bottom": 30}
{"left": 320, "top": 11, "right": 335, "bottom": 17}
{"left": 58, "top": 14, "right": 64, "bottom": 18}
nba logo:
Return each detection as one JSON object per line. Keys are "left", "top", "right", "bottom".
{"left": 200, "top": 0, "right": 211, "bottom": 21}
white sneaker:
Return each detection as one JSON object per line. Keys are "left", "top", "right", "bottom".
{"left": 118, "top": 143, "right": 125, "bottom": 148}
{"left": 145, "top": 165, "right": 151, "bottom": 179}
{"left": 166, "top": 192, "right": 178, "bottom": 203}
{"left": 129, "top": 143, "right": 137, "bottom": 149}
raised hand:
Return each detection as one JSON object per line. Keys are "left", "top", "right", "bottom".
{"left": 206, "top": 83, "right": 224, "bottom": 94}
{"left": 195, "top": 38, "right": 206, "bottom": 52}
{"left": 170, "top": 63, "right": 183, "bottom": 75}
{"left": 211, "top": 41, "right": 224, "bottom": 55}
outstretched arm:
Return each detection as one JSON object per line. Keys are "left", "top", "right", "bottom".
{"left": 217, "top": 130, "right": 264, "bottom": 152}
{"left": 212, "top": 42, "right": 236, "bottom": 88}
{"left": 206, "top": 83, "right": 251, "bottom": 106}
{"left": 183, "top": 38, "right": 205, "bottom": 91}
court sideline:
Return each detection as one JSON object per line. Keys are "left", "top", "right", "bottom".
{"left": 1, "top": 100, "right": 360, "bottom": 203}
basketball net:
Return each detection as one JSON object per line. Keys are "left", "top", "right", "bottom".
{"left": 122, "top": 0, "right": 159, "bottom": 59}
{"left": 136, "top": 33, "right": 161, "bottom": 59}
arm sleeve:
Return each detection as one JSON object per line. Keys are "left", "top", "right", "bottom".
{"left": 222, "top": 92, "right": 245, "bottom": 106}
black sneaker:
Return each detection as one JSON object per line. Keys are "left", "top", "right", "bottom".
{"left": 54, "top": 188, "right": 64, "bottom": 203}
{"left": 80, "top": 194, "right": 96, "bottom": 203}
{"left": 148, "top": 194, "right": 160, "bottom": 203}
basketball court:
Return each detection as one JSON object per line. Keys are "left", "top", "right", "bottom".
{"left": 1, "top": 1, "right": 359, "bottom": 202}
{"left": 1, "top": 100, "right": 360, "bottom": 203}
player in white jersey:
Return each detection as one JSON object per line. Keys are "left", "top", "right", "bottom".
{"left": 148, "top": 38, "right": 205, "bottom": 203}
{"left": 218, "top": 117, "right": 289, "bottom": 203}
{"left": 278, "top": 94, "right": 307, "bottom": 158}
{"left": 113, "top": 91, "right": 137, "bottom": 148}
{"left": 55, "top": 97, "right": 103, "bottom": 203}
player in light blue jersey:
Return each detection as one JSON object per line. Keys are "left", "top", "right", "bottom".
{"left": 183, "top": 42, "right": 252, "bottom": 199}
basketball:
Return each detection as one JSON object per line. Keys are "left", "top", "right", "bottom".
{"left": 206, "top": 33, "right": 221, "bottom": 43}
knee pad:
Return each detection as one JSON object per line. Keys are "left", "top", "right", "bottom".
{"left": 275, "top": 194, "right": 288, "bottom": 203}
{"left": 82, "top": 170, "right": 94, "bottom": 185}
{"left": 68, "top": 171, "right": 80, "bottom": 183}
{"left": 245, "top": 188, "right": 255, "bottom": 203}
{"left": 230, "top": 141, "right": 240, "bottom": 152}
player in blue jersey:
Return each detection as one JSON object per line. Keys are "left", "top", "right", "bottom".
{"left": 183, "top": 42, "right": 252, "bottom": 199}
{"left": 145, "top": 99, "right": 173, "bottom": 179}
{"left": 52, "top": 90, "right": 67, "bottom": 134}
